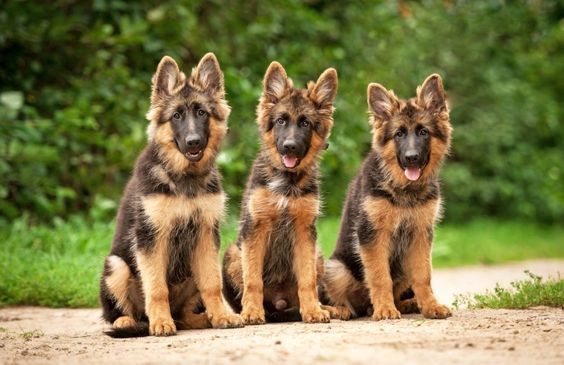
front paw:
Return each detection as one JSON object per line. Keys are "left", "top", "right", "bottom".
{"left": 301, "top": 306, "right": 330, "bottom": 323}
{"left": 421, "top": 303, "right": 452, "bottom": 319}
{"left": 210, "top": 312, "right": 244, "bottom": 329}
{"left": 372, "top": 304, "right": 401, "bottom": 320}
{"left": 241, "top": 305, "right": 266, "bottom": 325}
{"left": 150, "top": 317, "right": 176, "bottom": 336}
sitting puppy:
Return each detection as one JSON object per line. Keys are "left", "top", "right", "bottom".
{"left": 323, "top": 75, "right": 453, "bottom": 321}
{"left": 222, "top": 62, "right": 339, "bottom": 324}
{"left": 100, "top": 53, "right": 243, "bottom": 337}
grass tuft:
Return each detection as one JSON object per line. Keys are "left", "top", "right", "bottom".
{"left": 19, "top": 329, "right": 44, "bottom": 341}
{"left": 453, "top": 271, "right": 564, "bottom": 309}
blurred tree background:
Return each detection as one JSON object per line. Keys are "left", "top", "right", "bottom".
{"left": 1, "top": 0, "right": 563, "bottom": 225}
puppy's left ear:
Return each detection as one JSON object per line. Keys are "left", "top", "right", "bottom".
{"left": 191, "top": 52, "right": 225, "bottom": 97}
{"left": 310, "top": 68, "right": 338, "bottom": 109}
{"left": 417, "top": 74, "right": 447, "bottom": 112}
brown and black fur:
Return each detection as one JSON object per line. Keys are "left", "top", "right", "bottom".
{"left": 100, "top": 53, "right": 243, "bottom": 337}
{"left": 222, "top": 62, "right": 339, "bottom": 324}
{"left": 323, "top": 74, "right": 453, "bottom": 321}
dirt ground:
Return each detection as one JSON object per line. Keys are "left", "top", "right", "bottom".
{"left": 1, "top": 259, "right": 562, "bottom": 365}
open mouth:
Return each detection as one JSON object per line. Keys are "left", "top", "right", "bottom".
{"left": 404, "top": 167, "right": 422, "bottom": 181}
{"left": 282, "top": 154, "right": 300, "bottom": 169}
{"left": 185, "top": 150, "right": 203, "bottom": 162}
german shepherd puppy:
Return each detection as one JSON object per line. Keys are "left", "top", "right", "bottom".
{"left": 323, "top": 74, "right": 453, "bottom": 321}
{"left": 222, "top": 62, "right": 338, "bottom": 324}
{"left": 100, "top": 53, "right": 243, "bottom": 337}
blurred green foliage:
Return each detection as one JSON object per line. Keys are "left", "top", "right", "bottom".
{"left": 1, "top": 0, "right": 563, "bottom": 224}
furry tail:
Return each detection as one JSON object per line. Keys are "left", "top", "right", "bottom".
{"left": 104, "top": 322, "right": 150, "bottom": 338}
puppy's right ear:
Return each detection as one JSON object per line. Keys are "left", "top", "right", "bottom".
{"left": 262, "top": 61, "right": 291, "bottom": 104}
{"left": 310, "top": 68, "right": 338, "bottom": 111}
{"left": 191, "top": 52, "right": 225, "bottom": 98}
{"left": 416, "top": 73, "right": 447, "bottom": 113}
{"left": 151, "top": 56, "right": 182, "bottom": 101}
{"left": 367, "top": 83, "right": 399, "bottom": 127}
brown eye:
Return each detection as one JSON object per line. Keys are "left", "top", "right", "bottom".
{"left": 276, "top": 118, "right": 286, "bottom": 126}
{"left": 197, "top": 109, "right": 207, "bottom": 117}
{"left": 419, "top": 128, "right": 429, "bottom": 136}
{"left": 395, "top": 130, "right": 405, "bottom": 138}
{"left": 172, "top": 112, "right": 181, "bottom": 120}
{"left": 300, "top": 119, "right": 310, "bottom": 128}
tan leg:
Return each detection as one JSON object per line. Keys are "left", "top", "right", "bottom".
{"left": 293, "top": 223, "right": 329, "bottom": 323}
{"left": 191, "top": 225, "right": 243, "bottom": 329}
{"left": 405, "top": 227, "right": 451, "bottom": 319}
{"left": 359, "top": 231, "right": 401, "bottom": 320}
{"left": 240, "top": 221, "right": 271, "bottom": 325}
{"left": 136, "top": 236, "right": 176, "bottom": 336}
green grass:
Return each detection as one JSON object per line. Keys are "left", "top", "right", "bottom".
{"left": 19, "top": 329, "right": 44, "bottom": 341}
{"left": 431, "top": 220, "right": 564, "bottom": 267}
{"left": 1, "top": 216, "right": 562, "bottom": 308}
{"left": 453, "top": 271, "right": 564, "bottom": 309}
{"left": 318, "top": 217, "right": 564, "bottom": 267}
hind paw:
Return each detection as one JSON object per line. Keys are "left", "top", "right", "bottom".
{"left": 334, "top": 305, "right": 353, "bottom": 320}
{"left": 320, "top": 305, "right": 343, "bottom": 320}
{"left": 113, "top": 316, "right": 137, "bottom": 329}
{"left": 210, "top": 312, "right": 244, "bottom": 329}
{"left": 421, "top": 303, "right": 452, "bottom": 319}
{"left": 179, "top": 312, "right": 211, "bottom": 329}
{"left": 150, "top": 317, "right": 176, "bottom": 336}
{"left": 398, "top": 298, "right": 420, "bottom": 314}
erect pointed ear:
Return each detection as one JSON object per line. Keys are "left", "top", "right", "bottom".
{"left": 191, "top": 52, "right": 224, "bottom": 97}
{"left": 310, "top": 68, "right": 338, "bottom": 109}
{"left": 152, "top": 56, "right": 182, "bottom": 99}
{"left": 367, "top": 83, "right": 399, "bottom": 125}
{"left": 417, "top": 74, "right": 446, "bottom": 112}
{"left": 262, "top": 61, "right": 291, "bottom": 103}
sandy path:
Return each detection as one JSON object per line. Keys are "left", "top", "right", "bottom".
{"left": 1, "top": 259, "right": 562, "bottom": 365}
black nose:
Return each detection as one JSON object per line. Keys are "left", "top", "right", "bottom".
{"left": 405, "top": 151, "right": 420, "bottom": 164}
{"left": 186, "top": 134, "right": 201, "bottom": 148}
{"left": 282, "top": 140, "right": 297, "bottom": 153}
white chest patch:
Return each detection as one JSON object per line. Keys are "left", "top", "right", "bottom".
{"left": 267, "top": 177, "right": 285, "bottom": 192}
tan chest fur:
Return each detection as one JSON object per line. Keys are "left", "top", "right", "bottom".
{"left": 141, "top": 193, "right": 226, "bottom": 232}
{"left": 248, "top": 187, "right": 320, "bottom": 224}
{"left": 362, "top": 196, "right": 441, "bottom": 233}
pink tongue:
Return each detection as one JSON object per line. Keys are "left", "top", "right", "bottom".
{"left": 282, "top": 155, "right": 298, "bottom": 168}
{"left": 404, "top": 167, "right": 421, "bottom": 181}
